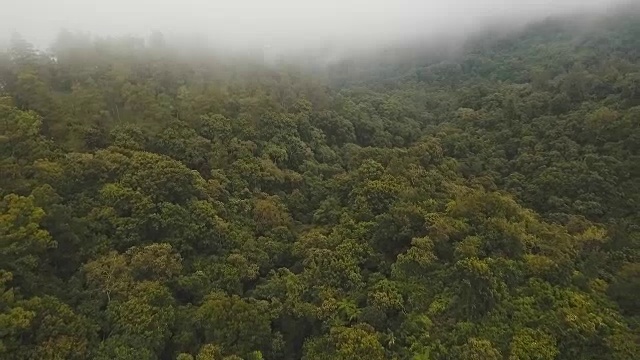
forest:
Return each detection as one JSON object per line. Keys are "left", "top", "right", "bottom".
{"left": 1, "top": 4, "right": 639, "bottom": 360}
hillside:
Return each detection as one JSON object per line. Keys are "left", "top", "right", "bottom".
{"left": 0, "top": 6, "right": 639, "bottom": 360}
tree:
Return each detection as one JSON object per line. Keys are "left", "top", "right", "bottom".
{"left": 509, "top": 328, "right": 558, "bottom": 360}
{"left": 302, "top": 325, "right": 385, "bottom": 360}
{"left": 195, "top": 293, "right": 273, "bottom": 357}
{"left": 458, "top": 338, "right": 501, "bottom": 360}
{"left": 0, "top": 194, "right": 55, "bottom": 291}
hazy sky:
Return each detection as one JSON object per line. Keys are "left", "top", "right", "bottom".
{"left": 0, "top": 0, "right": 624, "bottom": 51}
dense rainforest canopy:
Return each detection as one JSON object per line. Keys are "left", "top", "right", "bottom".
{"left": 1, "top": 5, "right": 640, "bottom": 360}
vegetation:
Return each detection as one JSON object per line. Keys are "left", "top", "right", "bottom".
{"left": 1, "top": 6, "right": 639, "bottom": 359}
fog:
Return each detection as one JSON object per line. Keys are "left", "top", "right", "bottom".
{"left": 0, "top": 0, "right": 628, "bottom": 54}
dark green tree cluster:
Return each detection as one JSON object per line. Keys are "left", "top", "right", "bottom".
{"left": 1, "top": 6, "right": 639, "bottom": 359}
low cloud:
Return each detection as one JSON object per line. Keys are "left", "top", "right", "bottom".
{"left": 0, "top": 0, "right": 626, "bottom": 53}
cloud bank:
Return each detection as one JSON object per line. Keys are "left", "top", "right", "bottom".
{"left": 0, "top": 0, "right": 626, "bottom": 52}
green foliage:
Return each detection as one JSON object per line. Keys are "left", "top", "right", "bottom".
{"left": 1, "top": 7, "right": 640, "bottom": 359}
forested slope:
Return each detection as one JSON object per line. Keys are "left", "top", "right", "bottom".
{"left": 1, "top": 6, "right": 639, "bottom": 360}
